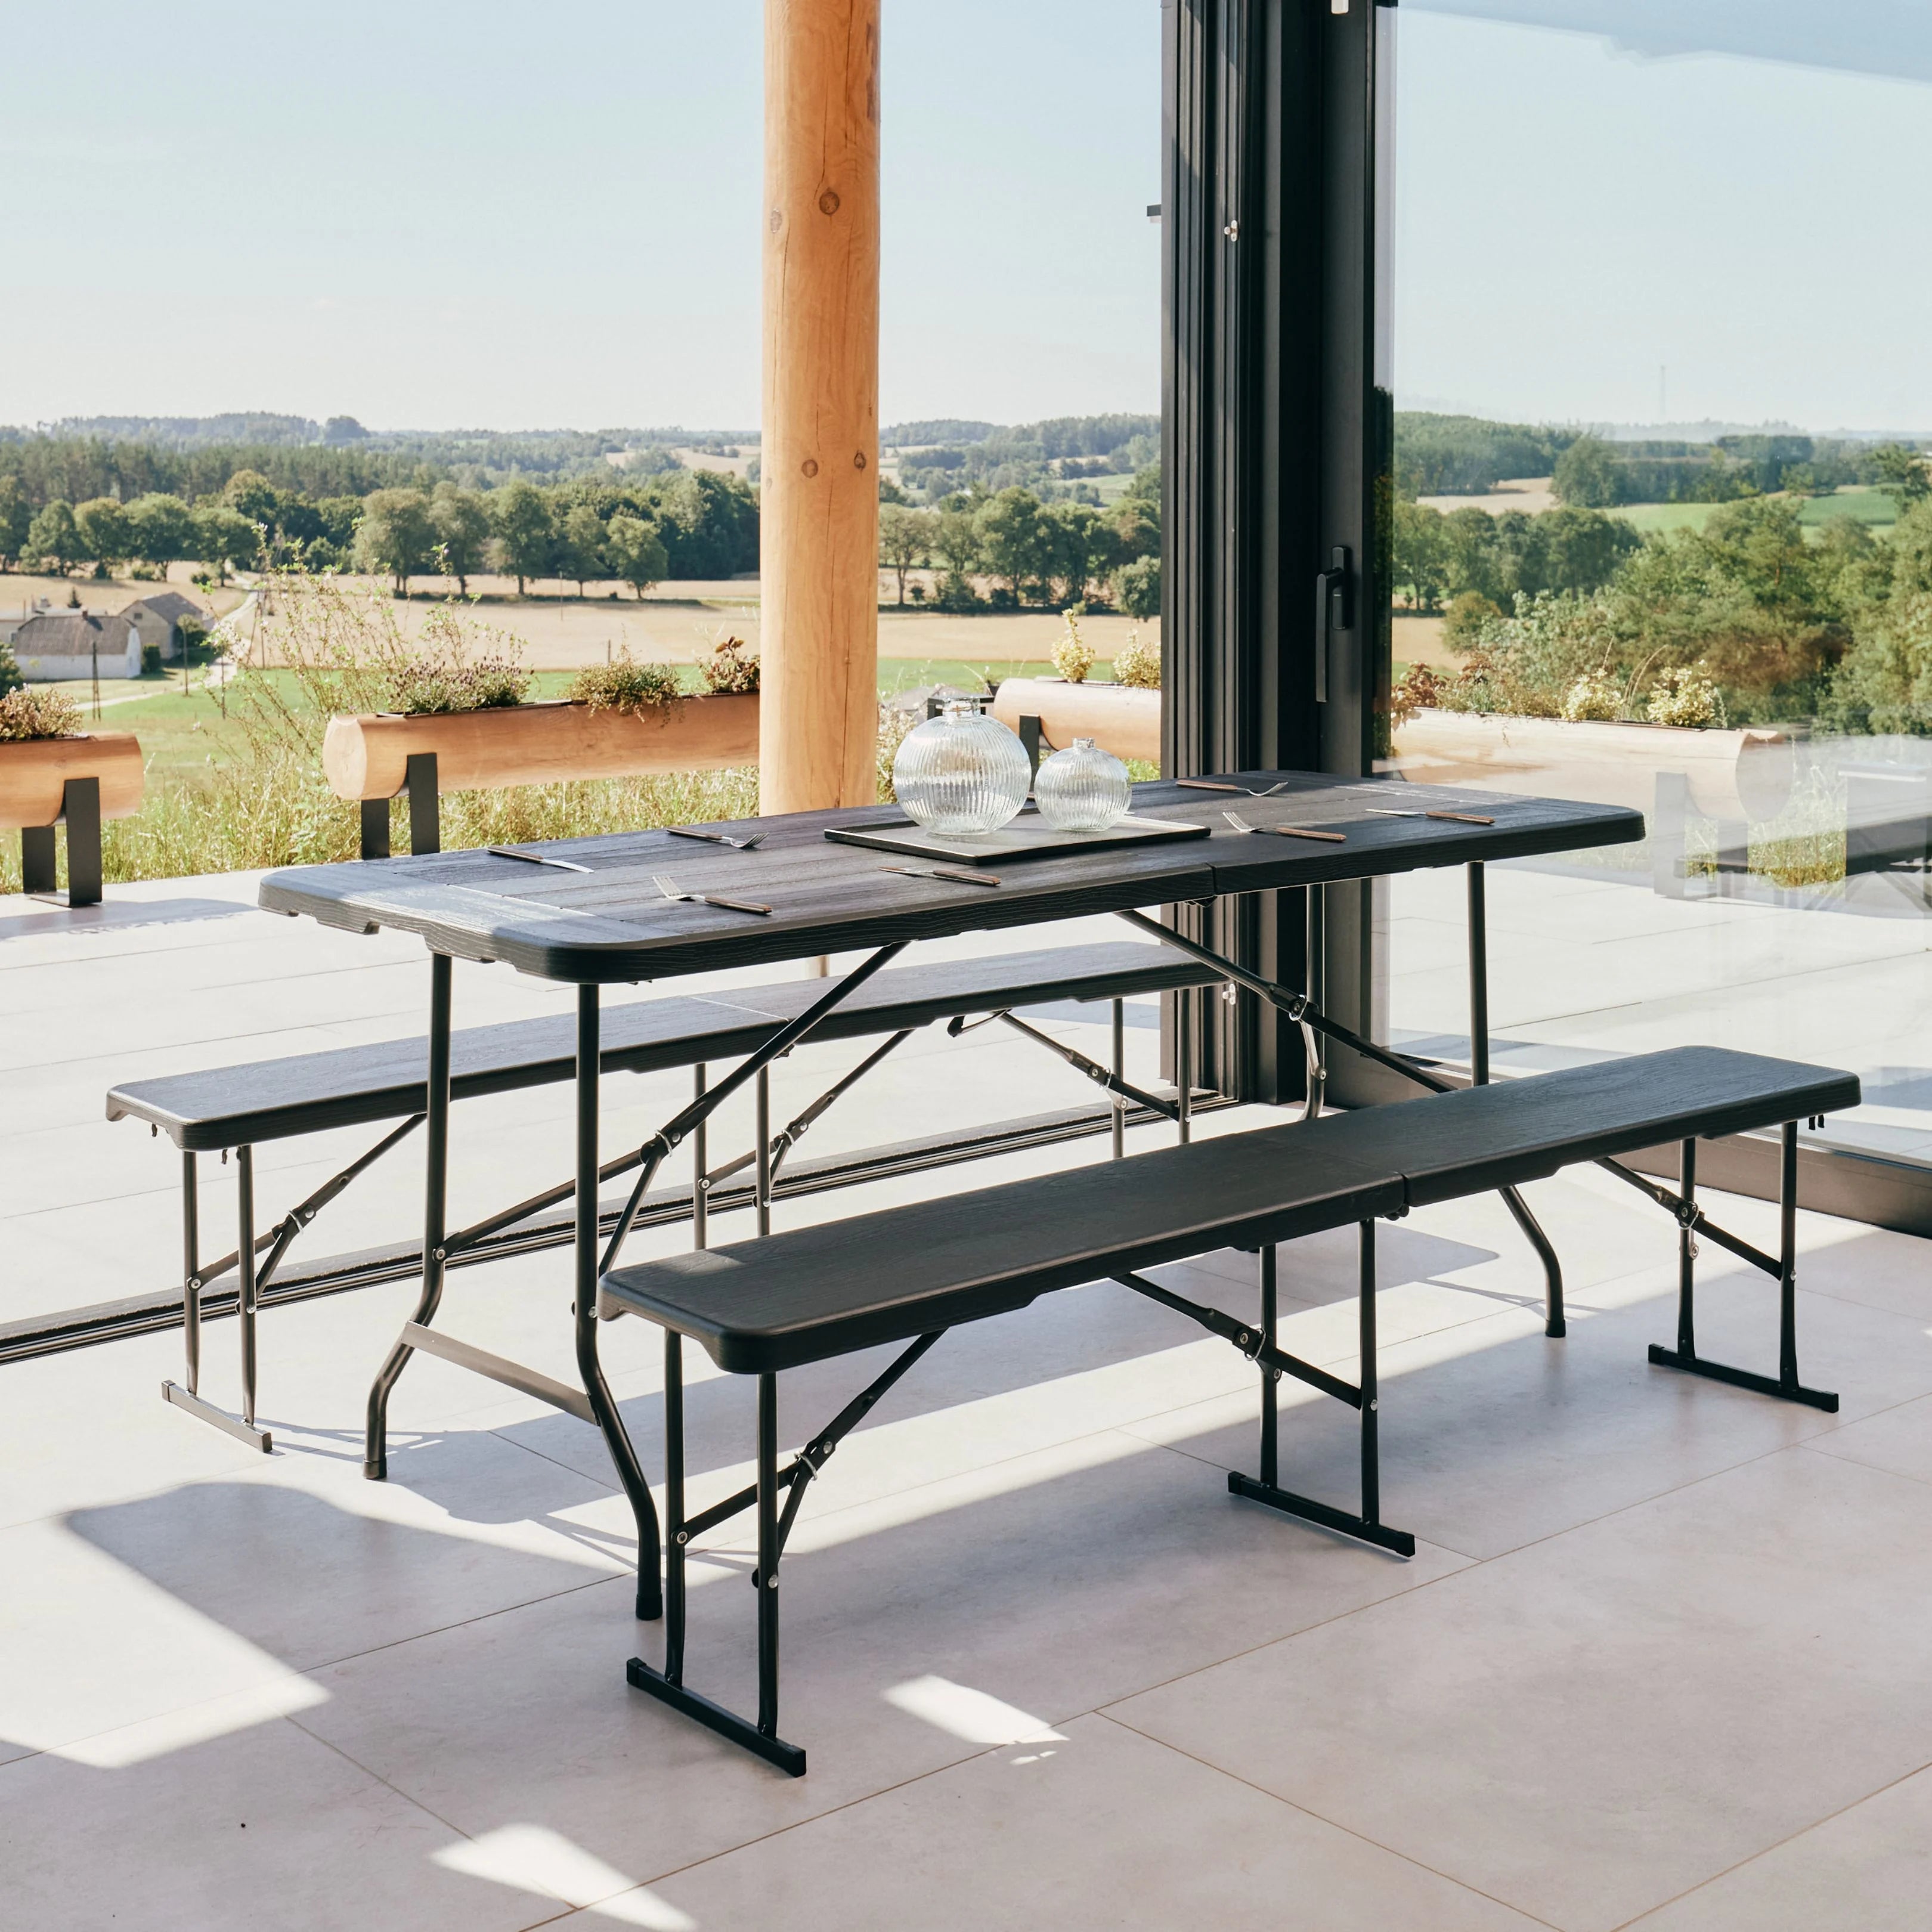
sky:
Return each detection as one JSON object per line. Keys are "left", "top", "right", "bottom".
{"left": 1, "top": 2, "right": 1162, "bottom": 434}
{"left": 7, "top": 3, "right": 1926, "bottom": 436}
{"left": 1399, "top": 1, "right": 1932, "bottom": 431}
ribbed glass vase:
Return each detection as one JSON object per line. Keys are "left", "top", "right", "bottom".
{"left": 1033, "top": 736, "right": 1132, "bottom": 833}
{"left": 890, "top": 701, "right": 1033, "bottom": 835}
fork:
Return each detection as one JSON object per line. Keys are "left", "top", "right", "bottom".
{"left": 667, "top": 826, "right": 769, "bottom": 850}
{"left": 1222, "top": 810, "right": 1348, "bottom": 843}
{"left": 881, "top": 863, "right": 1002, "bottom": 888}
{"left": 651, "top": 872, "right": 772, "bottom": 917}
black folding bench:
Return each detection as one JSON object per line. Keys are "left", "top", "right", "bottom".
{"left": 104, "top": 941, "right": 1221, "bottom": 1449}
{"left": 599, "top": 1044, "right": 1859, "bottom": 1775}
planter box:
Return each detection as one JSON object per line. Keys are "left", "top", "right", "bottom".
{"left": 0, "top": 732, "right": 145, "bottom": 829}
{"left": 322, "top": 694, "right": 760, "bottom": 801}
{"left": 990, "top": 679, "right": 1161, "bottom": 765}
{"left": 1392, "top": 708, "right": 1795, "bottom": 824}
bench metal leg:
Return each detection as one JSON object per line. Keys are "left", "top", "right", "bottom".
{"left": 664, "top": 1332, "right": 686, "bottom": 1682}
{"left": 756, "top": 1371, "right": 781, "bottom": 1736}
{"left": 1301, "top": 885, "right": 1326, "bottom": 1122}
{"left": 1258, "top": 1244, "right": 1278, "bottom": 1487}
{"left": 162, "top": 1145, "right": 272, "bottom": 1452}
{"left": 365, "top": 953, "right": 453, "bottom": 1479}
{"left": 1648, "top": 1121, "right": 1839, "bottom": 1411}
{"left": 1223, "top": 1224, "right": 1414, "bottom": 1558}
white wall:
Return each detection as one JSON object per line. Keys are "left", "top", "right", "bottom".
{"left": 16, "top": 639, "right": 143, "bottom": 682}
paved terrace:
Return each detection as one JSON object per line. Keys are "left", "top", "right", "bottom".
{"left": 3, "top": 862, "right": 1931, "bottom": 1928}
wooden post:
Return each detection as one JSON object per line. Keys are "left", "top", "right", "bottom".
{"left": 760, "top": 0, "right": 881, "bottom": 814}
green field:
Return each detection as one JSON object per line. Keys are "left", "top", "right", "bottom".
{"left": 1614, "top": 488, "right": 1897, "bottom": 541}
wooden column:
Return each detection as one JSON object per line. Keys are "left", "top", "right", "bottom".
{"left": 760, "top": 0, "right": 881, "bottom": 813}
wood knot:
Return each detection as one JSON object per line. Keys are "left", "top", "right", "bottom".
{"left": 818, "top": 189, "right": 841, "bottom": 216}
{"left": 853, "top": 451, "right": 868, "bottom": 470}
{"left": 769, "top": 209, "right": 783, "bottom": 233}
{"left": 801, "top": 459, "right": 819, "bottom": 478}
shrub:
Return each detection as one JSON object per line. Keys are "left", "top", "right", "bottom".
{"left": 699, "top": 635, "right": 760, "bottom": 695}
{"left": 567, "top": 652, "right": 682, "bottom": 716}
{"left": 1111, "top": 628, "right": 1161, "bottom": 690}
{"left": 0, "top": 635, "right": 20, "bottom": 696}
{"left": 388, "top": 635, "right": 530, "bottom": 714}
{"left": 1438, "top": 592, "right": 1617, "bottom": 719}
{"left": 1051, "top": 610, "right": 1094, "bottom": 683}
{"left": 1825, "top": 592, "right": 1932, "bottom": 735}
{"left": 1441, "top": 590, "right": 1501, "bottom": 652}
{"left": 0, "top": 687, "right": 83, "bottom": 740}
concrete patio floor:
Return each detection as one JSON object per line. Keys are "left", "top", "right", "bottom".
{"left": 4, "top": 861, "right": 1931, "bottom": 1928}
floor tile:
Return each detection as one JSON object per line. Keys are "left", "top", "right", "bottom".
{"left": 624, "top": 1713, "right": 1546, "bottom": 1932}
{"left": 1110, "top": 1447, "right": 1932, "bottom": 1932}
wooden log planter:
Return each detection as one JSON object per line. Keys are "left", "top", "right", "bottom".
{"left": 1391, "top": 708, "right": 1795, "bottom": 824}
{"left": 990, "top": 678, "right": 1162, "bottom": 766}
{"left": 321, "top": 695, "right": 761, "bottom": 857}
{"left": 0, "top": 732, "right": 145, "bottom": 908}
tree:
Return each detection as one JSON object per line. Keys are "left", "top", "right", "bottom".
{"left": 26, "top": 500, "right": 82, "bottom": 575}
{"left": 878, "top": 504, "right": 936, "bottom": 605}
{"left": 126, "top": 493, "right": 196, "bottom": 574}
{"left": 429, "top": 483, "right": 491, "bottom": 595}
{"left": 1551, "top": 435, "right": 1624, "bottom": 509}
{"left": 605, "top": 515, "right": 668, "bottom": 599}
{"left": 1392, "top": 499, "right": 1449, "bottom": 609}
{"left": 1113, "top": 555, "right": 1162, "bottom": 621}
{"left": 354, "top": 488, "right": 436, "bottom": 595}
{"left": 74, "top": 497, "right": 131, "bottom": 575}
{"left": 555, "top": 503, "right": 608, "bottom": 596}
{"left": 0, "top": 477, "right": 31, "bottom": 571}
{"left": 222, "top": 469, "right": 283, "bottom": 535}
{"left": 976, "top": 487, "right": 1047, "bottom": 601}
{"left": 1521, "top": 507, "right": 1641, "bottom": 597}
{"left": 1874, "top": 441, "right": 1931, "bottom": 513}
{"left": 932, "top": 498, "right": 984, "bottom": 580}
{"left": 491, "top": 481, "right": 553, "bottom": 595}
{"left": 1040, "top": 500, "right": 1116, "bottom": 607}
{"left": 195, "top": 504, "right": 262, "bottom": 584}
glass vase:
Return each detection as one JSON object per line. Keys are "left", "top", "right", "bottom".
{"left": 891, "top": 701, "right": 1033, "bottom": 836}
{"left": 1033, "top": 736, "right": 1132, "bottom": 833}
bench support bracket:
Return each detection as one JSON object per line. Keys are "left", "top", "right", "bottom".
{"left": 1116, "top": 902, "right": 1568, "bottom": 1339}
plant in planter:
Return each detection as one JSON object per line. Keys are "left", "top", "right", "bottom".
{"left": 1051, "top": 610, "right": 1094, "bottom": 685}
{"left": 1111, "top": 627, "right": 1160, "bottom": 691}
{"left": 1646, "top": 665, "right": 1724, "bottom": 729}
{"left": 700, "top": 635, "right": 760, "bottom": 695}
{"left": 0, "top": 688, "right": 83, "bottom": 740}
{"left": 566, "top": 652, "right": 682, "bottom": 716}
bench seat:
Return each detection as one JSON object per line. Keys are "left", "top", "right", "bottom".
{"left": 107, "top": 940, "right": 1217, "bottom": 1151}
{"left": 602, "top": 1046, "right": 1859, "bottom": 1373}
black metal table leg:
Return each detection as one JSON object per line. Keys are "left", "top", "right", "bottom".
{"left": 237, "top": 1144, "right": 259, "bottom": 1428}
{"left": 756, "top": 1370, "right": 781, "bottom": 1736}
{"left": 1467, "top": 862, "right": 1490, "bottom": 1089}
{"left": 574, "top": 984, "right": 665, "bottom": 1620}
{"left": 756, "top": 1066, "right": 773, "bottom": 1236}
{"left": 664, "top": 1330, "right": 686, "bottom": 1683}
{"left": 364, "top": 952, "right": 452, "bottom": 1478}
{"left": 1676, "top": 1136, "right": 1698, "bottom": 1358}
{"left": 1111, "top": 998, "right": 1126, "bottom": 1158}
{"left": 182, "top": 1151, "right": 200, "bottom": 1395}
{"left": 1358, "top": 1218, "right": 1380, "bottom": 1525}
{"left": 1175, "top": 985, "right": 1193, "bottom": 1145}
{"left": 692, "top": 1065, "right": 708, "bottom": 1250}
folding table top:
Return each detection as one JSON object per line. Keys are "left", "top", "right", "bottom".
{"left": 257, "top": 770, "right": 1642, "bottom": 984}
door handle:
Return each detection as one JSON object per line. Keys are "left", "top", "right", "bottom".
{"left": 1315, "top": 545, "right": 1352, "bottom": 704}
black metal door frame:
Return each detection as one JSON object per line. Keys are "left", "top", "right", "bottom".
{"left": 1162, "top": 0, "right": 1401, "bottom": 1107}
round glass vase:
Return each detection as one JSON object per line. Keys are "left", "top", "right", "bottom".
{"left": 890, "top": 701, "right": 1033, "bottom": 837}
{"left": 1033, "top": 736, "right": 1132, "bottom": 834}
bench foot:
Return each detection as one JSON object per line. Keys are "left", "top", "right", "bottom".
{"left": 1228, "top": 1472, "right": 1415, "bottom": 1556}
{"left": 625, "top": 1658, "right": 807, "bottom": 1776}
{"left": 363, "top": 1454, "right": 387, "bottom": 1480}
{"left": 162, "top": 1379, "right": 272, "bottom": 1453}
{"left": 1646, "top": 1345, "right": 1838, "bottom": 1413}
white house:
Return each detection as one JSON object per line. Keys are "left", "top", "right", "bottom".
{"left": 2, "top": 609, "right": 143, "bottom": 682}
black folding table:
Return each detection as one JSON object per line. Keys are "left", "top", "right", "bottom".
{"left": 258, "top": 769, "right": 1642, "bottom": 1621}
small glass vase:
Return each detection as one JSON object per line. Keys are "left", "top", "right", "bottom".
{"left": 1033, "top": 736, "right": 1132, "bottom": 833}
{"left": 891, "top": 701, "right": 1033, "bottom": 836}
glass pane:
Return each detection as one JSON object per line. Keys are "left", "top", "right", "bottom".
{"left": 1385, "top": 2, "right": 1932, "bottom": 1172}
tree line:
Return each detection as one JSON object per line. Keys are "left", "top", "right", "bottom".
{"left": 0, "top": 466, "right": 760, "bottom": 594}
{"left": 875, "top": 465, "right": 1162, "bottom": 618}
